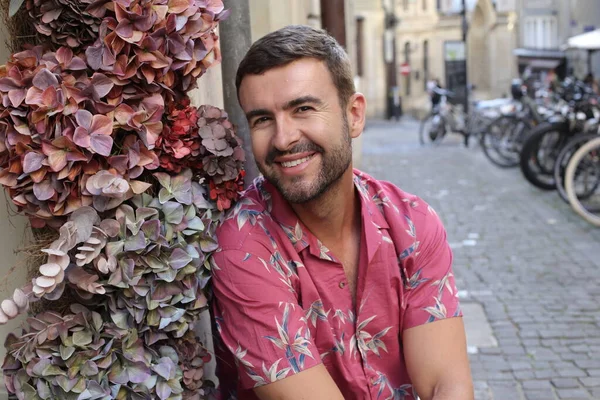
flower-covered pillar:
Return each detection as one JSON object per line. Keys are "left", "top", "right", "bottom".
{"left": 0, "top": 1, "right": 245, "bottom": 398}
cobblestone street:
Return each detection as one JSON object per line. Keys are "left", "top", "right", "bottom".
{"left": 360, "top": 119, "right": 600, "bottom": 400}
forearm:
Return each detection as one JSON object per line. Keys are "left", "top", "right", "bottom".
{"left": 429, "top": 380, "right": 474, "bottom": 400}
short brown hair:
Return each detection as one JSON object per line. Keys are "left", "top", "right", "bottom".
{"left": 236, "top": 25, "right": 355, "bottom": 107}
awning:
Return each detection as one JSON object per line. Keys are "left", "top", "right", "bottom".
{"left": 525, "top": 59, "right": 562, "bottom": 69}
{"left": 513, "top": 48, "right": 566, "bottom": 59}
{"left": 562, "top": 29, "right": 600, "bottom": 51}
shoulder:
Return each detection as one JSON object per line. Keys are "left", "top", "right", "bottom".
{"left": 216, "top": 179, "right": 276, "bottom": 251}
{"left": 354, "top": 169, "right": 444, "bottom": 237}
{"left": 354, "top": 169, "right": 430, "bottom": 215}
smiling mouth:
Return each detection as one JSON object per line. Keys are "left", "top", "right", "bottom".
{"left": 279, "top": 154, "right": 315, "bottom": 168}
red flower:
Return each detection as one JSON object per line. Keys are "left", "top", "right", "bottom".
{"left": 208, "top": 170, "right": 245, "bottom": 211}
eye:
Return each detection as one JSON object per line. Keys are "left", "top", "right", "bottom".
{"left": 253, "top": 116, "right": 271, "bottom": 126}
{"left": 296, "top": 106, "right": 313, "bottom": 113}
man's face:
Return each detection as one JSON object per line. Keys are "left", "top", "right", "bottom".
{"left": 238, "top": 58, "right": 355, "bottom": 204}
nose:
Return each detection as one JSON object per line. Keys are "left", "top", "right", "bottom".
{"left": 272, "top": 114, "right": 301, "bottom": 152}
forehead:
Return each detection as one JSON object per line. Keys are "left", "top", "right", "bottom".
{"left": 238, "top": 58, "right": 337, "bottom": 111}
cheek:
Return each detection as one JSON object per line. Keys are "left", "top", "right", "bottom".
{"left": 250, "top": 133, "right": 270, "bottom": 161}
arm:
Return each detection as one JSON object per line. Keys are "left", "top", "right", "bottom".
{"left": 399, "top": 202, "right": 473, "bottom": 400}
{"left": 403, "top": 318, "right": 473, "bottom": 400}
{"left": 254, "top": 364, "right": 344, "bottom": 400}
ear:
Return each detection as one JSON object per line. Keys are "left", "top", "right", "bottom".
{"left": 346, "top": 93, "right": 367, "bottom": 139}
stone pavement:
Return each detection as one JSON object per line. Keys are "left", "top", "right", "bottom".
{"left": 360, "top": 119, "right": 600, "bottom": 400}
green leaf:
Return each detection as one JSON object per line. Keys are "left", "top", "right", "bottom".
{"left": 157, "top": 268, "right": 177, "bottom": 282}
{"left": 110, "top": 310, "right": 130, "bottom": 329}
{"left": 80, "top": 360, "right": 99, "bottom": 376}
{"left": 153, "top": 172, "right": 171, "bottom": 190}
{"left": 127, "top": 361, "right": 152, "bottom": 384}
{"left": 37, "top": 381, "right": 52, "bottom": 399}
{"left": 158, "top": 346, "right": 179, "bottom": 364}
{"left": 20, "top": 382, "right": 39, "bottom": 400}
{"left": 55, "top": 375, "right": 78, "bottom": 392}
{"left": 162, "top": 202, "right": 184, "bottom": 225}
{"left": 152, "top": 357, "right": 176, "bottom": 380}
{"left": 147, "top": 309, "right": 160, "bottom": 326}
{"left": 158, "top": 187, "right": 172, "bottom": 204}
{"left": 9, "top": 0, "right": 25, "bottom": 17}
{"left": 60, "top": 345, "right": 76, "bottom": 360}
{"left": 156, "top": 380, "right": 172, "bottom": 400}
{"left": 71, "top": 376, "right": 87, "bottom": 393}
{"left": 72, "top": 330, "right": 93, "bottom": 347}
{"left": 168, "top": 248, "right": 192, "bottom": 270}
{"left": 42, "top": 364, "right": 67, "bottom": 377}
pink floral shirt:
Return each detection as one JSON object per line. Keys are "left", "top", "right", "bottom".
{"left": 211, "top": 170, "right": 461, "bottom": 400}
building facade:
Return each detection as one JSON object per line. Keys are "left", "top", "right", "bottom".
{"left": 394, "top": 0, "right": 518, "bottom": 116}
{"left": 516, "top": 0, "right": 600, "bottom": 80}
{"left": 566, "top": 0, "right": 600, "bottom": 79}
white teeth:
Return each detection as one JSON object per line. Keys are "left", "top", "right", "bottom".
{"left": 281, "top": 156, "right": 312, "bottom": 168}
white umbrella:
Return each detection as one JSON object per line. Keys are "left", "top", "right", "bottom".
{"left": 562, "top": 29, "right": 600, "bottom": 74}
{"left": 562, "top": 29, "right": 600, "bottom": 51}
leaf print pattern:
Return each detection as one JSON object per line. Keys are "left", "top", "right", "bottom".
{"left": 258, "top": 220, "right": 279, "bottom": 250}
{"left": 398, "top": 241, "right": 420, "bottom": 261}
{"left": 265, "top": 304, "right": 315, "bottom": 373}
{"left": 350, "top": 315, "right": 392, "bottom": 362}
{"left": 405, "top": 215, "right": 416, "bottom": 238}
{"left": 405, "top": 268, "right": 429, "bottom": 290}
{"left": 372, "top": 189, "right": 400, "bottom": 214}
{"left": 354, "top": 175, "right": 371, "bottom": 199}
{"left": 392, "top": 384, "right": 415, "bottom": 400}
{"left": 248, "top": 359, "right": 291, "bottom": 387}
{"left": 231, "top": 343, "right": 255, "bottom": 369}
{"left": 432, "top": 271, "right": 455, "bottom": 297}
{"left": 424, "top": 296, "right": 448, "bottom": 322}
{"left": 256, "top": 179, "right": 273, "bottom": 212}
{"left": 269, "top": 252, "right": 296, "bottom": 294}
{"left": 303, "top": 299, "right": 330, "bottom": 327}
{"left": 333, "top": 309, "right": 347, "bottom": 328}
{"left": 279, "top": 222, "right": 309, "bottom": 248}
{"left": 316, "top": 239, "right": 335, "bottom": 261}
{"left": 333, "top": 332, "right": 346, "bottom": 355}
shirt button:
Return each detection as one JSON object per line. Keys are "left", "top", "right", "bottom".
{"left": 339, "top": 281, "right": 346, "bottom": 289}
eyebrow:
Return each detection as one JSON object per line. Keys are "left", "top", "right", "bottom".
{"left": 245, "top": 95, "right": 323, "bottom": 121}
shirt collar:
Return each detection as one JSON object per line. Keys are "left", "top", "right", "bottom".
{"left": 257, "top": 171, "right": 389, "bottom": 261}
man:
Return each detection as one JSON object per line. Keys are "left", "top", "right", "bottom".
{"left": 211, "top": 25, "right": 473, "bottom": 400}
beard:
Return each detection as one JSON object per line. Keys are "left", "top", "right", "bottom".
{"left": 258, "top": 115, "right": 352, "bottom": 204}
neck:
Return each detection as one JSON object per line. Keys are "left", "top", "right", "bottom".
{"left": 290, "top": 168, "right": 359, "bottom": 244}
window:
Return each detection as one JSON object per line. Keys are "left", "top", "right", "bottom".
{"left": 356, "top": 17, "right": 364, "bottom": 77}
{"left": 404, "top": 42, "right": 411, "bottom": 96}
{"left": 524, "top": 16, "right": 558, "bottom": 49}
{"left": 423, "top": 40, "right": 429, "bottom": 91}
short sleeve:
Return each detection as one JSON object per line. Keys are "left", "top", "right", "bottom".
{"left": 211, "top": 239, "right": 321, "bottom": 389}
{"left": 401, "top": 205, "right": 461, "bottom": 330}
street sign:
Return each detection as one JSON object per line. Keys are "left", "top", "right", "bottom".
{"left": 400, "top": 62, "right": 411, "bottom": 76}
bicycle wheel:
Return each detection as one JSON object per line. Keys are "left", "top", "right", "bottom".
{"left": 554, "top": 133, "right": 600, "bottom": 204}
{"left": 519, "top": 122, "right": 567, "bottom": 190}
{"left": 564, "top": 136, "right": 600, "bottom": 226}
{"left": 419, "top": 114, "right": 446, "bottom": 145}
{"left": 480, "top": 115, "right": 527, "bottom": 168}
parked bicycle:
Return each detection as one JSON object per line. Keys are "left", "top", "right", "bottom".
{"left": 475, "top": 75, "right": 600, "bottom": 226}
{"left": 419, "top": 87, "right": 510, "bottom": 147}
{"left": 563, "top": 134, "right": 600, "bottom": 226}
{"left": 479, "top": 79, "right": 556, "bottom": 168}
